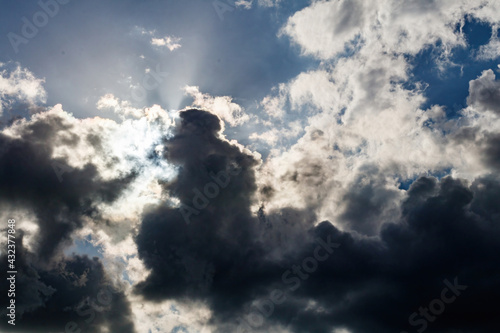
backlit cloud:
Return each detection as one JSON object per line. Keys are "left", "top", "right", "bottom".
{"left": 1, "top": 1, "right": 500, "bottom": 332}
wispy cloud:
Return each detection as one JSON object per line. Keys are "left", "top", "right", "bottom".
{"left": 150, "top": 36, "right": 182, "bottom": 51}
{"left": 135, "top": 26, "right": 181, "bottom": 51}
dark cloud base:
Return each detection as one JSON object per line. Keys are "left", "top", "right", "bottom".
{"left": 0, "top": 109, "right": 499, "bottom": 333}
{"left": 0, "top": 237, "right": 134, "bottom": 333}
{"left": 0, "top": 113, "right": 136, "bottom": 262}
{"left": 0, "top": 111, "right": 136, "bottom": 332}
{"left": 135, "top": 110, "right": 500, "bottom": 333}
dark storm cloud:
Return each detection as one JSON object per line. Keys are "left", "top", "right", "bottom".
{"left": 135, "top": 110, "right": 319, "bottom": 322}
{"left": 0, "top": 112, "right": 136, "bottom": 262}
{"left": 135, "top": 109, "right": 272, "bottom": 305}
{"left": 339, "top": 163, "right": 400, "bottom": 236}
{"left": 0, "top": 111, "right": 137, "bottom": 332}
{"left": 248, "top": 176, "right": 500, "bottom": 333}
{"left": 0, "top": 233, "right": 135, "bottom": 333}
{"left": 135, "top": 109, "right": 500, "bottom": 333}
{"left": 278, "top": 176, "right": 500, "bottom": 333}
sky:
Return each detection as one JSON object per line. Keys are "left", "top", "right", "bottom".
{"left": 0, "top": 0, "right": 499, "bottom": 332}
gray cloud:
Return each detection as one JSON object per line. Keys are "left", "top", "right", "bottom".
{"left": 133, "top": 109, "right": 500, "bottom": 333}
{"left": 467, "top": 69, "right": 500, "bottom": 115}
{"left": 0, "top": 235, "right": 135, "bottom": 333}
{"left": 0, "top": 110, "right": 137, "bottom": 332}
{"left": 0, "top": 111, "right": 136, "bottom": 262}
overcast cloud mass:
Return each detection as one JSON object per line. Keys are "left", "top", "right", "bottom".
{"left": 0, "top": 1, "right": 500, "bottom": 332}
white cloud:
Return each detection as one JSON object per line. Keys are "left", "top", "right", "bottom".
{"left": 236, "top": 0, "right": 253, "bottom": 10}
{"left": 280, "top": 0, "right": 367, "bottom": 60}
{"left": 184, "top": 85, "right": 249, "bottom": 127}
{"left": 133, "top": 26, "right": 182, "bottom": 51}
{"left": 0, "top": 63, "right": 46, "bottom": 115}
{"left": 256, "top": 0, "right": 500, "bottom": 236}
{"left": 151, "top": 36, "right": 182, "bottom": 51}
{"left": 261, "top": 70, "right": 339, "bottom": 119}
{"left": 250, "top": 120, "right": 303, "bottom": 146}
{"left": 5, "top": 102, "right": 176, "bottom": 184}
{"left": 288, "top": 70, "right": 339, "bottom": 113}
{"left": 477, "top": 38, "right": 500, "bottom": 60}
{"left": 281, "top": 0, "right": 500, "bottom": 61}
{"left": 261, "top": 83, "right": 288, "bottom": 119}
{"left": 476, "top": 25, "right": 500, "bottom": 60}
{"left": 97, "top": 93, "right": 143, "bottom": 118}
{"left": 257, "top": 0, "right": 281, "bottom": 8}
{"left": 129, "top": 296, "right": 212, "bottom": 333}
